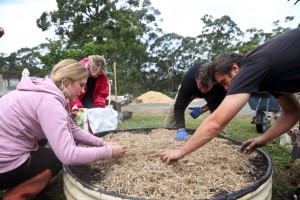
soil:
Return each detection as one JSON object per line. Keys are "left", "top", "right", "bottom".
{"left": 69, "top": 129, "right": 269, "bottom": 200}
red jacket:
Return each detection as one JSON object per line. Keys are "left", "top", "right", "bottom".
{"left": 70, "top": 58, "right": 109, "bottom": 109}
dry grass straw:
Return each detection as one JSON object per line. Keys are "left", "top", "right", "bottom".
{"left": 71, "top": 129, "right": 266, "bottom": 200}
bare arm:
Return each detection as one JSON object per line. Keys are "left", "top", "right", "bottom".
{"left": 265, "top": 94, "right": 300, "bottom": 139}
{"left": 161, "top": 93, "right": 250, "bottom": 163}
{"left": 241, "top": 93, "right": 300, "bottom": 153}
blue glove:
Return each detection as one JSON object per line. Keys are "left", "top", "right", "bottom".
{"left": 175, "top": 129, "right": 188, "bottom": 141}
{"left": 189, "top": 107, "right": 202, "bottom": 119}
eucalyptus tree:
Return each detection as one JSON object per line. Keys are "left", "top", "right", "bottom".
{"left": 0, "top": 53, "right": 21, "bottom": 88}
{"left": 197, "top": 15, "right": 243, "bottom": 60}
{"left": 234, "top": 28, "right": 266, "bottom": 54}
{"left": 0, "top": 45, "right": 48, "bottom": 84}
{"left": 36, "top": 0, "right": 161, "bottom": 95}
{"left": 236, "top": 16, "right": 297, "bottom": 54}
{"left": 122, "top": 66, "right": 144, "bottom": 96}
{"left": 148, "top": 33, "right": 203, "bottom": 92}
{"left": 148, "top": 33, "right": 183, "bottom": 91}
{"left": 15, "top": 47, "right": 48, "bottom": 78}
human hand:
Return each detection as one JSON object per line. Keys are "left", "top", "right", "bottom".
{"left": 111, "top": 145, "right": 127, "bottom": 158}
{"left": 160, "top": 149, "right": 185, "bottom": 164}
{"left": 175, "top": 129, "right": 188, "bottom": 141}
{"left": 240, "top": 136, "right": 267, "bottom": 154}
{"left": 188, "top": 107, "right": 202, "bottom": 119}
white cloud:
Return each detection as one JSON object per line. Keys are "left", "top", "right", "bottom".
{"left": 0, "top": 0, "right": 299, "bottom": 55}
{"left": 0, "top": 0, "right": 57, "bottom": 55}
{"left": 151, "top": 0, "right": 300, "bottom": 37}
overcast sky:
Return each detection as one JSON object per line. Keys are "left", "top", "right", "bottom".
{"left": 0, "top": 0, "right": 299, "bottom": 55}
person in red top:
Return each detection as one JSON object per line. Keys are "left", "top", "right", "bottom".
{"left": 70, "top": 55, "right": 109, "bottom": 112}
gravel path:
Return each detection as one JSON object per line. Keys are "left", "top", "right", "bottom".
{"left": 122, "top": 99, "right": 253, "bottom": 116}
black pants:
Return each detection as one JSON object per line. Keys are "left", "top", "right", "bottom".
{"left": 0, "top": 147, "right": 62, "bottom": 190}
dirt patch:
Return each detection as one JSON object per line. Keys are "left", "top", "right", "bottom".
{"left": 69, "top": 129, "right": 268, "bottom": 200}
{"left": 121, "top": 99, "right": 253, "bottom": 116}
{"left": 136, "top": 91, "right": 173, "bottom": 103}
{"left": 284, "top": 159, "right": 300, "bottom": 187}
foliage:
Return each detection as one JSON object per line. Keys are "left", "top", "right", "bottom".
{"left": 196, "top": 15, "right": 243, "bottom": 59}
{"left": 0, "top": 0, "right": 298, "bottom": 96}
{"left": 34, "top": 0, "right": 162, "bottom": 95}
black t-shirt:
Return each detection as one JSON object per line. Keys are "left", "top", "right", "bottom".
{"left": 174, "top": 62, "right": 227, "bottom": 129}
{"left": 228, "top": 28, "right": 300, "bottom": 97}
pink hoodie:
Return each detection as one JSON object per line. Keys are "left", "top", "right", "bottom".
{"left": 0, "top": 76, "right": 112, "bottom": 173}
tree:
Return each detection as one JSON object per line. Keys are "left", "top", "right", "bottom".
{"left": 0, "top": 43, "right": 51, "bottom": 83}
{"left": 0, "top": 53, "right": 21, "bottom": 89}
{"left": 197, "top": 15, "right": 243, "bottom": 60}
{"left": 37, "top": 0, "right": 162, "bottom": 95}
{"left": 122, "top": 66, "right": 144, "bottom": 96}
{"left": 148, "top": 33, "right": 205, "bottom": 92}
{"left": 236, "top": 16, "right": 296, "bottom": 54}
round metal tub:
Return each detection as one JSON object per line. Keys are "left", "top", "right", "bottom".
{"left": 63, "top": 128, "right": 272, "bottom": 200}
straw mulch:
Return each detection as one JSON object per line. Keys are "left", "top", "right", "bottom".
{"left": 70, "top": 129, "right": 267, "bottom": 200}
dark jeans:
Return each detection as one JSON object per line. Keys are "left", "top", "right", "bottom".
{"left": 0, "top": 147, "right": 62, "bottom": 190}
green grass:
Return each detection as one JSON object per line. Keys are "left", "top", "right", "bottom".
{"left": 0, "top": 112, "right": 295, "bottom": 199}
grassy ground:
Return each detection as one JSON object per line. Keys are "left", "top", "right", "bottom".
{"left": 0, "top": 112, "right": 295, "bottom": 199}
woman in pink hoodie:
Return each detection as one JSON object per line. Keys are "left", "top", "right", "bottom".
{"left": 0, "top": 59, "right": 126, "bottom": 199}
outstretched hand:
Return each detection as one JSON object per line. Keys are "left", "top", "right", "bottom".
{"left": 111, "top": 144, "right": 127, "bottom": 158}
{"left": 240, "top": 136, "right": 267, "bottom": 154}
{"left": 160, "top": 149, "right": 185, "bottom": 164}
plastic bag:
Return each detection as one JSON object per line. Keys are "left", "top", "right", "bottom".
{"left": 75, "top": 106, "right": 118, "bottom": 134}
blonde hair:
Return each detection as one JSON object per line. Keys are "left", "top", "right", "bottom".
{"left": 88, "top": 55, "right": 107, "bottom": 74}
{"left": 50, "top": 59, "right": 89, "bottom": 104}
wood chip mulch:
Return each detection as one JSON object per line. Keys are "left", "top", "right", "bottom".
{"left": 69, "top": 128, "right": 268, "bottom": 200}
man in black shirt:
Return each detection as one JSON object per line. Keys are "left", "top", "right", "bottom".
{"left": 165, "top": 62, "right": 227, "bottom": 141}
{"left": 161, "top": 28, "right": 300, "bottom": 164}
